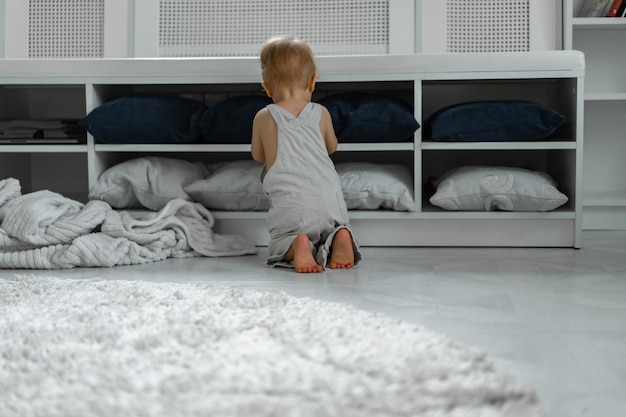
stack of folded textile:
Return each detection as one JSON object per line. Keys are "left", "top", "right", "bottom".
{"left": 0, "top": 120, "right": 84, "bottom": 139}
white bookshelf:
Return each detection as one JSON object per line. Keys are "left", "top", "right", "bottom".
{"left": 0, "top": 52, "right": 585, "bottom": 247}
{"left": 564, "top": 0, "right": 626, "bottom": 230}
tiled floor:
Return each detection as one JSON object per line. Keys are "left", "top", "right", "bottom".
{"left": 3, "top": 230, "right": 625, "bottom": 417}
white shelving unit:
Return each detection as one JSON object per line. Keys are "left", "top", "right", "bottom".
{"left": 564, "top": 0, "right": 626, "bottom": 230}
{"left": 0, "top": 51, "right": 584, "bottom": 247}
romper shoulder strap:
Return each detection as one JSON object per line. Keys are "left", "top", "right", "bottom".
{"left": 265, "top": 104, "right": 291, "bottom": 123}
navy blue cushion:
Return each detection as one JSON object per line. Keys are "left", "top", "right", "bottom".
{"left": 425, "top": 100, "right": 566, "bottom": 142}
{"left": 79, "top": 96, "right": 207, "bottom": 144}
{"left": 201, "top": 95, "right": 273, "bottom": 144}
{"left": 319, "top": 92, "right": 419, "bottom": 143}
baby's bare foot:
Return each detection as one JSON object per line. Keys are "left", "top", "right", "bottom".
{"left": 291, "top": 234, "right": 323, "bottom": 273}
{"left": 329, "top": 228, "right": 355, "bottom": 269}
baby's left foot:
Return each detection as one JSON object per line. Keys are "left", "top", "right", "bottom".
{"left": 329, "top": 228, "right": 355, "bottom": 269}
{"left": 291, "top": 234, "right": 324, "bottom": 273}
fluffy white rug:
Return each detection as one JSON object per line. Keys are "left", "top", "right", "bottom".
{"left": 0, "top": 275, "right": 542, "bottom": 417}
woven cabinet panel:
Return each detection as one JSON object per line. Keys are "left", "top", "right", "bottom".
{"left": 159, "top": 0, "right": 390, "bottom": 57}
{"left": 29, "top": 0, "right": 105, "bottom": 58}
{"left": 447, "top": 0, "right": 530, "bottom": 53}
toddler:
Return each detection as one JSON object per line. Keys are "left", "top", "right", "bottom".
{"left": 251, "top": 36, "right": 361, "bottom": 273}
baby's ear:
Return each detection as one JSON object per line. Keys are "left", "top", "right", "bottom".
{"left": 261, "top": 82, "right": 272, "bottom": 97}
{"left": 308, "top": 75, "right": 318, "bottom": 92}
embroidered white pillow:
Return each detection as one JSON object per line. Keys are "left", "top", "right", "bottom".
{"left": 429, "top": 166, "right": 568, "bottom": 212}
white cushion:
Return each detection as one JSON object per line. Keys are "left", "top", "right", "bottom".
{"left": 184, "top": 160, "right": 270, "bottom": 211}
{"left": 88, "top": 157, "right": 208, "bottom": 210}
{"left": 337, "top": 162, "right": 415, "bottom": 211}
{"left": 429, "top": 166, "right": 568, "bottom": 212}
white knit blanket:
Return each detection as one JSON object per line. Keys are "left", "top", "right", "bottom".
{"left": 0, "top": 178, "right": 257, "bottom": 269}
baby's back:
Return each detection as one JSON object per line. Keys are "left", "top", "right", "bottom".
{"left": 262, "top": 102, "right": 341, "bottom": 199}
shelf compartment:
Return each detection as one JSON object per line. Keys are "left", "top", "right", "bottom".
{"left": 421, "top": 149, "right": 578, "bottom": 213}
{"left": 573, "top": 29, "right": 626, "bottom": 95}
{"left": 0, "top": 152, "right": 89, "bottom": 202}
{"left": 582, "top": 101, "right": 626, "bottom": 205}
{"left": 422, "top": 78, "right": 579, "bottom": 142}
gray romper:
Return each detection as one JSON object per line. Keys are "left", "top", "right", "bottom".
{"left": 262, "top": 102, "right": 361, "bottom": 269}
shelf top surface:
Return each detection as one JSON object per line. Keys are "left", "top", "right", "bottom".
{"left": 0, "top": 51, "right": 585, "bottom": 83}
{"left": 572, "top": 17, "right": 626, "bottom": 29}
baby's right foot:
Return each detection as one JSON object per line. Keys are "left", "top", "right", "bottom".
{"left": 329, "top": 228, "right": 355, "bottom": 269}
{"left": 291, "top": 234, "right": 323, "bottom": 273}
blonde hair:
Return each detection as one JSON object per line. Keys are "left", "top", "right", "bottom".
{"left": 260, "top": 36, "right": 317, "bottom": 92}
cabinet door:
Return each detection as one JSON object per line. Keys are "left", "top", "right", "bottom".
{"left": 135, "top": 0, "right": 416, "bottom": 57}
{"left": 420, "top": 0, "right": 561, "bottom": 52}
{"left": 3, "top": 0, "right": 128, "bottom": 58}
